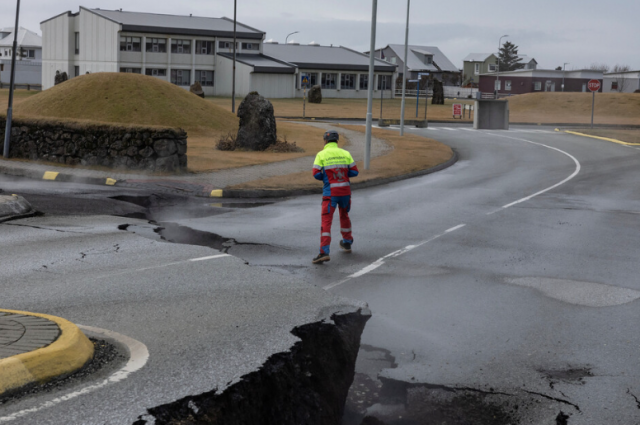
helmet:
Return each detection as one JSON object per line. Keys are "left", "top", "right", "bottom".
{"left": 323, "top": 130, "right": 339, "bottom": 143}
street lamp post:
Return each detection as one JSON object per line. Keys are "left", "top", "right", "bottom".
{"left": 231, "top": 0, "right": 237, "bottom": 113}
{"left": 285, "top": 31, "right": 299, "bottom": 44}
{"left": 562, "top": 62, "right": 570, "bottom": 92}
{"left": 3, "top": 0, "right": 21, "bottom": 159}
{"left": 399, "top": 0, "right": 410, "bottom": 136}
{"left": 495, "top": 34, "right": 508, "bottom": 98}
{"left": 364, "top": 0, "right": 378, "bottom": 170}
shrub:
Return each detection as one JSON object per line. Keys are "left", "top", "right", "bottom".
{"left": 216, "top": 133, "right": 237, "bottom": 151}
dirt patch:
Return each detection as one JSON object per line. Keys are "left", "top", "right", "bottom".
{"left": 566, "top": 128, "right": 640, "bottom": 144}
{"left": 228, "top": 125, "right": 453, "bottom": 191}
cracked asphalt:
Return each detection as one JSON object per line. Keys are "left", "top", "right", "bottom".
{"left": 1, "top": 123, "right": 640, "bottom": 424}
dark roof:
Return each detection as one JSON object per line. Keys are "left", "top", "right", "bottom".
{"left": 263, "top": 44, "right": 396, "bottom": 72}
{"left": 87, "top": 8, "right": 264, "bottom": 40}
{"left": 218, "top": 53, "right": 296, "bottom": 74}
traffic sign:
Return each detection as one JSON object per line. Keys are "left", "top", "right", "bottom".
{"left": 301, "top": 75, "right": 310, "bottom": 88}
{"left": 587, "top": 79, "right": 601, "bottom": 92}
{"left": 453, "top": 103, "right": 462, "bottom": 119}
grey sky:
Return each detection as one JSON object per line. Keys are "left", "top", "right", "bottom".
{"left": 4, "top": 0, "right": 639, "bottom": 70}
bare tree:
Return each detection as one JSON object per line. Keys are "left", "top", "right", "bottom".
{"left": 589, "top": 62, "right": 610, "bottom": 72}
{"left": 611, "top": 64, "right": 631, "bottom": 92}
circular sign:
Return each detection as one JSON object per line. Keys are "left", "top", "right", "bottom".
{"left": 587, "top": 79, "right": 601, "bottom": 92}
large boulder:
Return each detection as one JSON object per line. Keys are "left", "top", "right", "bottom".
{"left": 308, "top": 85, "right": 322, "bottom": 104}
{"left": 236, "top": 92, "right": 277, "bottom": 151}
{"left": 190, "top": 81, "right": 205, "bottom": 98}
{"left": 431, "top": 79, "right": 445, "bottom": 105}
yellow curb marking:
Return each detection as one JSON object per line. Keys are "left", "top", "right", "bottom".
{"left": 209, "top": 203, "right": 223, "bottom": 208}
{"left": 0, "top": 309, "right": 94, "bottom": 397}
{"left": 42, "top": 171, "right": 59, "bottom": 180}
{"left": 210, "top": 189, "right": 223, "bottom": 198}
{"left": 564, "top": 130, "right": 640, "bottom": 146}
{"left": 105, "top": 178, "right": 117, "bottom": 186}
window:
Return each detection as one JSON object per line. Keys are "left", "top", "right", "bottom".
{"left": 377, "top": 75, "right": 392, "bottom": 90}
{"left": 171, "top": 39, "right": 191, "bottom": 54}
{"left": 611, "top": 81, "right": 618, "bottom": 90}
{"left": 120, "top": 36, "right": 141, "bottom": 52}
{"left": 26, "top": 49, "right": 35, "bottom": 59}
{"left": 424, "top": 55, "right": 433, "bottom": 65}
{"left": 494, "top": 80, "right": 501, "bottom": 90}
{"left": 488, "top": 64, "right": 497, "bottom": 72}
{"left": 146, "top": 38, "right": 167, "bottom": 53}
{"left": 505, "top": 80, "right": 512, "bottom": 91}
{"left": 390, "top": 57, "right": 397, "bottom": 64}
{"left": 74, "top": 32, "right": 79, "bottom": 54}
{"left": 196, "top": 40, "right": 214, "bottom": 55}
{"left": 321, "top": 73, "right": 337, "bottom": 89}
{"left": 359, "top": 74, "right": 368, "bottom": 90}
{"left": 196, "top": 70, "right": 214, "bottom": 86}
{"left": 474, "top": 63, "right": 480, "bottom": 74}
{"left": 299, "top": 72, "right": 317, "bottom": 88}
{"left": 534, "top": 81, "right": 542, "bottom": 91}
{"left": 145, "top": 68, "right": 167, "bottom": 77}
{"left": 241, "top": 42, "right": 259, "bottom": 51}
{"left": 74, "top": 66, "right": 80, "bottom": 77}
{"left": 218, "top": 41, "right": 238, "bottom": 49}
{"left": 341, "top": 73, "right": 356, "bottom": 90}
{"left": 171, "top": 69, "right": 191, "bottom": 86}
{"left": 119, "top": 67, "right": 142, "bottom": 74}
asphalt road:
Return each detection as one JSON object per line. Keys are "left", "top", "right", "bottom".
{"left": 172, "top": 124, "right": 640, "bottom": 424}
{"left": 1, "top": 123, "right": 639, "bottom": 424}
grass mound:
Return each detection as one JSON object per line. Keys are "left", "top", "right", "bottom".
{"left": 14, "top": 73, "right": 238, "bottom": 135}
{"left": 508, "top": 92, "right": 640, "bottom": 125}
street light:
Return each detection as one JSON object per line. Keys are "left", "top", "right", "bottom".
{"left": 562, "top": 62, "right": 570, "bottom": 92}
{"left": 399, "top": 0, "right": 410, "bottom": 136}
{"left": 285, "top": 31, "right": 299, "bottom": 44}
{"left": 364, "top": 0, "right": 378, "bottom": 170}
{"left": 3, "top": 0, "right": 21, "bottom": 159}
{"left": 231, "top": 0, "right": 237, "bottom": 113}
{"left": 495, "top": 34, "right": 508, "bottom": 97}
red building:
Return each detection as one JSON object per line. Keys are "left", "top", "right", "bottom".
{"left": 479, "top": 69, "right": 603, "bottom": 94}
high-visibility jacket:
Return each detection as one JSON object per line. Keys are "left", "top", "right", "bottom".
{"left": 312, "top": 142, "right": 359, "bottom": 197}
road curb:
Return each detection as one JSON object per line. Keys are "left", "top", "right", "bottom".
{"left": 562, "top": 130, "right": 640, "bottom": 146}
{"left": 0, "top": 163, "right": 118, "bottom": 187}
{"left": 209, "top": 149, "right": 459, "bottom": 199}
{"left": 0, "top": 309, "right": 94, "bottom": 397}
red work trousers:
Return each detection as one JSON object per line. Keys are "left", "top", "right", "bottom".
{"left": 320, "top": 196, "right": 353, "bottom": 254}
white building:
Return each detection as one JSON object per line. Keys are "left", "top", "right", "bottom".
{"left": 0, "top": 27, "right": 42, "bottom": 87}
{"left": 603, "top": 70, "right": 640, "bottom": 93}
{"left": 40, "top": 7, "right": 265, "bottom": 94}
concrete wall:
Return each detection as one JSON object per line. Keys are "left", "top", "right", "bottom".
{"left": 602, "top": 75, "right": 640, "bottom": 93}
{"left": 473, "top": 100, "right": 509, "bottom": 130}
{"left": 0, "top": 59, "right": 41, "bottom": 85}
{"left": 216, "top": 54, "right": 252, "bottom": 96}
{"left": 251, "top": 73, "right": 295, "bottom": 98}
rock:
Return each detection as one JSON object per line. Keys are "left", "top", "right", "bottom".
{"left": 156, "top": 154, "right": 180, "bottom": 172}
{"left": 431, "top": 79, "right": 445, "bottom": 105}
{"left": 139, "top": 146, "right": 155, "bottom": 158}
{"left": 190, "top": 81, "right": 205, "bottom": 98}
{"left": 308, "top": 85, "right": 322, "bottom": 104}
{"left": 153, "top": 139, "right": 177, "bottom": 157}
{"left": 236, "top": 92, "right": 277, "bottom": 151}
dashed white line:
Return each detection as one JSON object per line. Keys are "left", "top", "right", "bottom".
{"left": 95, "top": 254, "right": 231, "bottom": 279}
{"left": 189, "top": 254, "right": 230, "bottom": 262}
{"left": 445, "top": 224, "right": 466, "bottom": 233}
{"left": 0, "top": 326, "right": 149, "bottom": 422}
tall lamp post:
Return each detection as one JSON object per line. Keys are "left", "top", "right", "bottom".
{"left": 3, "top": 0, "right": 21, "bottom": 159}
{"left": 364, "top": 0, "right": 378, "bottom": 170}
{"left": 285, "top": 31, "right": 299, "bottom": 44}
{"left": 231, "top": 0, "right": 237, "bottom": 113}
{"left": 399, "top": 0, "right": 410, "bottom": 136}
{"left": 495, "top": 34, "right": 508, "bottom": 98}
{"left": 562, "top": 62, "right": 570, "bottom": 92}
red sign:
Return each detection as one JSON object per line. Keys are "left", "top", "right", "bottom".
{"left": 453, "top": 103, "right": 462, "bottom": 117}
{"left": 587, "top": 79, "right": 601, "bottom": 92}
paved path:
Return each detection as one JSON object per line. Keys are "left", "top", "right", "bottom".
{"left": 0, "top": 312, "right": 60, "bottom": 359}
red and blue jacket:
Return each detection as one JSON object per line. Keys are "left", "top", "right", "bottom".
{"left": 312, "top": 142, "right": 359, "bottom": 197}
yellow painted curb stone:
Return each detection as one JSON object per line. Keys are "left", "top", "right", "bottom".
{"left": 106, "top": 178, "right": 117, "bottom": 186}
{"left": 564, "top": 130, "right": 640, "bottom": 146}
{"left": 210, "top": 189, "right": 223, "bottom": 198}
{"left": 0, "top": 309, "right": 94, "bottom": 397}
{"left": 42, "top": 171, "right": 59, "bottom": 180}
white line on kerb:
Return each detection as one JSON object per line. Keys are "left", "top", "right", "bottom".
{"left": 325, "top": 131, "right": 583, "bottom": 291}
{"left": 0, "top": 326, "right": 149, "bottom": 422}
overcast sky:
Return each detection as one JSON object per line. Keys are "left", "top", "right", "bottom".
{"left": 3, "top": 0, "right": 639, "bottom": 70}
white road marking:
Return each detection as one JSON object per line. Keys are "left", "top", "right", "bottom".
{"left": 459, "top": 128, "right": 475, "bottom": 131}
{"left": 326, "top": 130, "right": 583, "bottom": 291}
{"left": 95, "top": 254, "right": 231, "bottom": 279}
{"left": 440, "top": 127, "right": 457, "bottom": 131}
{"left": 0, "top": 326, "right": 149, "bottom": 423}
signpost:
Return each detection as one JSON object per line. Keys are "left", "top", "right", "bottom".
{"left": 587, "top": 79, "right": 601, "bottom": 128}
{"left": 453, "top": 103, "right": 462, "bottom": 119}
{"left": 416, "top": 72, "right": 429, "bottom": 118}
{"left": 301, "top": 75, "right": 310, "bottom": 119}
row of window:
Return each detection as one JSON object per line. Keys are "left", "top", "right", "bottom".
{"left": 0, "top": 49, "right": 35, "bottom": 58}
{"left": 474, "top": 63, "right": 497, "bottom": 74}
{"left": 119, "top": 37, "right": 259, "bottom": 54}
{"left": 301, "top": 72, "right": 392, "bottom": 90}
{"left": 119, "top": 68, "right": 214, "bottom": 86}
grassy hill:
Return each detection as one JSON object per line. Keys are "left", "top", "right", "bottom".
{"left": 13, "top": 73, "right": 239, "bottom": 135}
{"left": 508, "top": 92, "right": 640, "bottom": 125}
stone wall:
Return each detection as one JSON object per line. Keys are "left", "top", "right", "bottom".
{"left": 0, "top": 117, "right": 187, "bottom": 173}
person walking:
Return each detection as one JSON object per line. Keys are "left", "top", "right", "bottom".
{"left": 312, "top": 130, "right": 359, "bottom": 264}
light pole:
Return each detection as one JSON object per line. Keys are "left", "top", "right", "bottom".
{"left": 399, "top": 0, "right": 410, "bottom": 136}
{"left": 495, "top": 34, "right": 508, "bottom": 97}
{"left": 364, "top": 0, "right": 378, "bottom": 170}
{"left": 3, "top": 0, "right": 20, "bottom": 159}
{"left": 285, "top": 31, "right": 299, "bottom": 44}
{"left": 231, "top": 0, "right": 237, "bottom": 113}
{"left": 562, "top": 62, "right": 570, "bottom": 92}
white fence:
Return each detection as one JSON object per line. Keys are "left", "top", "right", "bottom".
{"left": 395, "top": 86, "right": 478, "bottom": 99}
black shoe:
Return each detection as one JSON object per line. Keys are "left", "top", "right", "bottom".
{"left": 312, "top": 253, "right": 330, "bottom": 264}
{"left": 339, "top": 241, "right": 352, "bottom": 253}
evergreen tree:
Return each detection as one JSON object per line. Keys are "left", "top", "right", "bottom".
{"left": 498, "top": 41, "right": 523, "bottom": 72}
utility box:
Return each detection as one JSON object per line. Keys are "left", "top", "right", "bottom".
{"left": 473, "top": 100, "right": 509, "bottom": 130}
